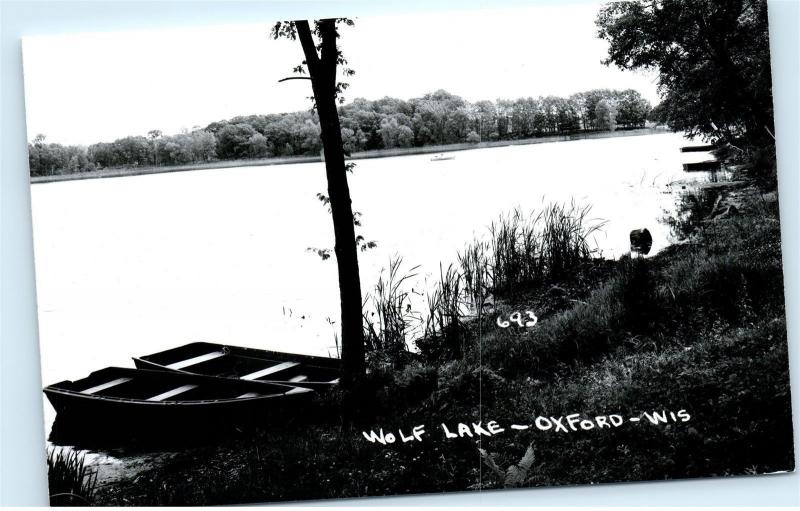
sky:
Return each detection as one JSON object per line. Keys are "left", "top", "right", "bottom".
{"left": 22, "top": 3, "right": 660, "bottom": 146}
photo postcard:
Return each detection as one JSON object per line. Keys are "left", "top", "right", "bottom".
{"left": 23, "top": 0, "right": 795, "bottom": 505}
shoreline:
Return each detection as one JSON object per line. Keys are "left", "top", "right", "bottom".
{"left": 30, "top": 127, "right": 670, "bottom": 184}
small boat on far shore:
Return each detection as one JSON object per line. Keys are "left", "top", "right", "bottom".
{"left": 430, "top": 153, "right": 455, "bottom": 161}
{"left": 134, "top": 342, "right": 341, "bottom": 390}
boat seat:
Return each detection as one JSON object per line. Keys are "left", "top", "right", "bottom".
{"left": 147, "top": 384, "right": 198, "bottom": 402}
{"left": 240, "top": 361, "right": 299, "bottom": 380}
{"left": 288, "top": 375, "right": 308, "bottom": 382}
{"left": 81, "top": 377, "right": 133, "bottom": 395}
{"left": 166, "top": 350, "right": 226, "bottom": 370}
{"left": 328, "top": 378, "right": 341, "bottom": 384}
{"left": 285, "top": 387, "right": 313, "bottom": 395}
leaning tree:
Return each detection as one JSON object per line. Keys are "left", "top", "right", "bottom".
{"left": 596, "top": 0, "right": 774, "bottom": 150}
{"left": 271, "top": 19, "right": 366, "bottom": 396}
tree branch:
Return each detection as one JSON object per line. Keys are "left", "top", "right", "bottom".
{"left": 294, "top": 20, "right": 320, "bottom": 75}
{"left": 277, "top": 76, "right": 313, "bottom": 83}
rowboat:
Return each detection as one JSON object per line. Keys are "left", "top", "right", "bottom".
{"left": 430, "top": 153, "right": 455, "bottom": 161}
{"left": 133, "top": 342, "right": 341, "bottom": 390}
{"left": 44, "top": 366, "right": 312, "bottom": 446}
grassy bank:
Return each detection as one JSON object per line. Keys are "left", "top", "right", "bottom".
{"left": 30, "top": 127, "right": 669, "bottom": 184}
{"left": 79, "top": 160, "right": 793, "bottom": 505}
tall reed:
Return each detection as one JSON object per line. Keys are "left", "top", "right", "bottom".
{"left": 362, "top": 256, "right": 421, "bottom": 355}
{"left": 47, "top": 446, "right": 97, "bottom": 506}
{"left": 487, "top": 202, "right": 604, "bottom": 293}
{"left": 539, "top": 201, "right": 605, "bottom": 281}
{"left": 457, "top": 240, "right": 492, "bottom": 320}
{"left": 421, "top": 263, "right": 467, "bottom": 359}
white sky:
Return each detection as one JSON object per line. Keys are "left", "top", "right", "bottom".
{"left": 22, "top": 3, "right": 659, "bottom": 146}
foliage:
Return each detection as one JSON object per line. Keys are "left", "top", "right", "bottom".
{"left": 596, "top": 0, "right": 774, "bottom": 153}
{"left": 27, "top": 134, "right": 95, "bottom": 176}
{"left": 28, "top": 88, "right": 650, "bottom": 177}
{"left": 215, "top": 123, "right": 260, "bottom": 159}
{"left": 480, "top": 444, "right": 536, "bottom": 488}
{"left": 270, "top": 18, "right": 356, "bottom": 105}
{"left": 594, "top": 98, "right": 617, "bottom": 131}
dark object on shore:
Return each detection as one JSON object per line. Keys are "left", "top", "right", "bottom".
{"left": 683, "top": 160, "right": 721, "bottom": 171}
{"left": 44, "top": 366, "right": 313, "bottom": 446}
{"left": 134, "top": 341, "right": 341, "bottom": 391}
{"left": 680, "top": 144, "right": 717, "bottom": 152}
{"left": 629, "top": 228, "right": 653, "bottom": 255}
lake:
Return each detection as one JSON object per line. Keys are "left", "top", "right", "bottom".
{"left": 32, "top": 131, "right": 714, "bottom": 434}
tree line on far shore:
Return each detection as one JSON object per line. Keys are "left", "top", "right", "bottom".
{"left": 28, "top": 88, "right": 652, "bottom": 177}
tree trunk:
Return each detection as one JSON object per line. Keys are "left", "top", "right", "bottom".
{"left": 295, "top": 20, "right": 366, "bottom": 394}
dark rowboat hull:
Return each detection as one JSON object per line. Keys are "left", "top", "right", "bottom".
{"left": 134, "top": 342, "right": 341, "bottom": 390}
{"left": 44, "top": 367, "right": 312, "bottom": 447}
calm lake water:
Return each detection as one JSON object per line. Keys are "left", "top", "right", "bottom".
{"left": 32, "top": 132, "right": 714, "bottom": 435}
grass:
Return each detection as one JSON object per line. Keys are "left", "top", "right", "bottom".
{"left": 476, "top": 317, "right": 793, "bottom": 489}
{"left": 47, "top": 447, "right": 97, "bottom": 506}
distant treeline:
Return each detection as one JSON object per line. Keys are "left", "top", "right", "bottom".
{"left": 28, "top": 88, "right": 652, "bottom": 177}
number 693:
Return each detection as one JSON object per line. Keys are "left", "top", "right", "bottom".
{"left": 496, "top": 311, "right": 538, "bottom": 328}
